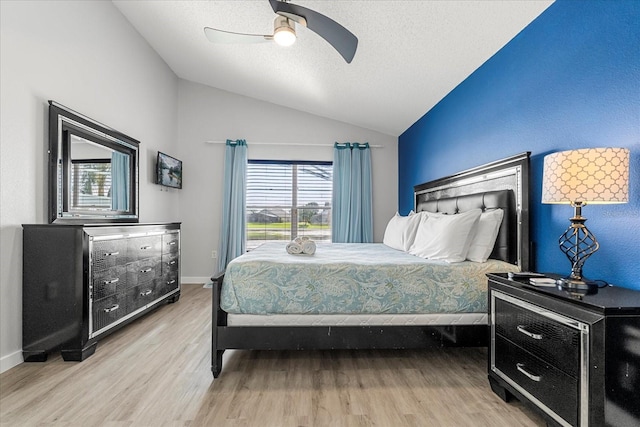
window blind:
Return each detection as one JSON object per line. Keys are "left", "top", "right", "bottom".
{"left": 246, "top": 161, "right": 332, "bottom": 249}
{"left": 70, "top": 160, "right": 112, "bottom": 209}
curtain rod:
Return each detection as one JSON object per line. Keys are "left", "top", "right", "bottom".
{"left": 205, "top": 140, "right": 383, "bottom": 148}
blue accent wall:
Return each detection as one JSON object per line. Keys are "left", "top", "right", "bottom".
{"left": 398, "top": 0, "right": 640, "bottom": 290}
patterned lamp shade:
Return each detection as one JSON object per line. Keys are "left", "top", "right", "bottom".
{"left": 542, "top": 147, "right": 630, "bottom": 204}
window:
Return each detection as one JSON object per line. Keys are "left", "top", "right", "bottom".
{"left": 70, "top": 159, "right": 112, "bottom": 209}
{"left": 246, "top": 160, "right": 332, "bottom": 250}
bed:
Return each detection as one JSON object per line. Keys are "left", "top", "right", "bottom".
{"left": 211, "top": 152, "right": 531, "bottom": 377}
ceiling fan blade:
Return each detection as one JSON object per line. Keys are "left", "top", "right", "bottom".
{"left": 204, "top": 27, "right": 272, "bottom": 44}
{"left": 268, "top": 0, "right": 358, "bottom": 63}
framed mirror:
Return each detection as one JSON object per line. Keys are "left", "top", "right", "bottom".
{"left": 48, "top": 101, "right": 139, "bottom": 223}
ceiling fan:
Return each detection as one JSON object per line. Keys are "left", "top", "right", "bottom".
{"left": 204, "top": 0, "right": 358, "bottom": 63}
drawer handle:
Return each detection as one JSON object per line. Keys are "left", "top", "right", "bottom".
{"left": 167, "top": 241, "right": 177, "bottom": 246}
{"left": 140, "top": 268, "right": 152, "bottom": 273}
{"left": 103, "top": 278, "right": 119, "bottom": 285}
{"left": 140, "top": 245, "right": 152, "bottom": 250}
{"left": 516, "top": 363, "right": 542, "bottom": 382}
{"left": 517, "top": 325, "right": 543, "bottom": 340}
{"left": 140, "top": 289, "right": 152, "bottom": 296}
{"left": 104, "top": 251, "right": 120, "bottom": 257}
{"left": 167, "top": 279, "right": 176, "bottom": 285}
{"left": 167, "top": 260, "right": 177, "bottom": 266}
{"left": 104, "top": 304, "right": 120, "bottom": 313}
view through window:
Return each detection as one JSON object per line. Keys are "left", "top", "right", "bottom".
{"left": 246, "top": 160, "right": 332, "bottom": 250}
{"left": 70, "top": 159, "right": 112, "bottom": 209}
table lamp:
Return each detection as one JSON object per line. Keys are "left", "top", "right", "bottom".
{"left": 542, "top": 147, "right": 630, "bottom": 290}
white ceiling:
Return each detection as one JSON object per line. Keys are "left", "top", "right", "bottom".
{"left": 113, "top": 1, "right": 553, "bottom": 137}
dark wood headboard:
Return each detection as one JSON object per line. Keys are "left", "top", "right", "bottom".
{"left": 414, "top": 152, "right": 531, "bottom": 270}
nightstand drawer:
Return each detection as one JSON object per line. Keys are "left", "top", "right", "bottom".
{"left": 495, "top": 336, "right": 578, "bottom": 426}
{"left": 494, "top": 297, "right": 580, "bottom": 378}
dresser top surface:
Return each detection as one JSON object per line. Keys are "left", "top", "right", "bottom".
{"left": 23, "top": 222, "right": 181, "bottom": 228}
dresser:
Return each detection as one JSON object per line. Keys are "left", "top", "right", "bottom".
{"left": 487, "top": 273, "right": 640, "bottom": 427}
{"left": 22, "top": 223, "right": 181, "bottom": 362}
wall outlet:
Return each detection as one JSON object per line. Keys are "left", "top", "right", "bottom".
{"left": 211, "top": 250, "right": 217, "bottom": 259}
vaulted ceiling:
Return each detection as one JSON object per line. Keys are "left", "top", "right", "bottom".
{"left": 113, "top": 1, "right": 553, "bottom": 136}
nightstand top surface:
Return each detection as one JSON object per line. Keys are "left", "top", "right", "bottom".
{"left": 488, "top": 273, "right": 640, "bottom": 314}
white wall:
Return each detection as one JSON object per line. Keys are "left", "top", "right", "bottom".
{"left": 177, "top": 80, "right": 398, "bottom": 283}
{"left": 0, "top": 1, "right": 180, "bottom": 373}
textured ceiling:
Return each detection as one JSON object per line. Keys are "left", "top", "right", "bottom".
{"left": 113, "top": 1, "right": 553, "bottom": 136}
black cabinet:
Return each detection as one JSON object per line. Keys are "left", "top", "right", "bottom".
{"left": 487, "top": 273, "right": 640, "bottom": 427}
{"left": 22, "top": 223, "right": 181, "bottom": 362}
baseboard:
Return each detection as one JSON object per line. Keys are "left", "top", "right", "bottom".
{"left": 1, "top": 349, "right": 23, "bottom": 374}
{"left": 181, "top": 276, "right": 210, "bottom": 285}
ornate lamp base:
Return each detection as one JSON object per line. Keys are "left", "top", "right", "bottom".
{"left": 557, "top": 276, "right": 598, "bottom": 291}
{"left": 557, "top": 202, "right": 599, "bottom": 292}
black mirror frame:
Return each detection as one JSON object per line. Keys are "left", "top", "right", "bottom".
{"left": 48, "top": 101, "right": 140, "bottom": 223}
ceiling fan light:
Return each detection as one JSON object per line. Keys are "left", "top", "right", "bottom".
{"left": 273, "top": 16, "right": 296, "bottom": 46}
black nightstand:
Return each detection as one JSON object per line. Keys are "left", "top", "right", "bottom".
{"left": 487, "top": 273, "right": 640, "bottom": 427}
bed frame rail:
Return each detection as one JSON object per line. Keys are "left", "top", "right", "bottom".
{"left": 211, "top": 274, "right": 486, "bottom": 378}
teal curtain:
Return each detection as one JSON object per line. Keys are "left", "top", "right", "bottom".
{"left": 331, "top": 142, "right": 373, "bottom": 243}
{"left": 217, "top": 139, "right": 247, "bottom": 273}
{"left": 111, "top": 151, "right": 129, "bottom": 211}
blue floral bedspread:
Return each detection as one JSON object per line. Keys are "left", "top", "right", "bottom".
{"left": 221, "top": 243, "right": 519, "bottom": 315}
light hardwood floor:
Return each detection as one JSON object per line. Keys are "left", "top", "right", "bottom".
{"left": 1, "top": 284, "right": 545, "bottom": 426}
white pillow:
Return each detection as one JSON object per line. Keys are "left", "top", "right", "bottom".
{"left": 382, "top": 211, "right": 422, "bottom": 251}
{"left": 408, "top": 209, "right": 482, "bottom": 263}
{"left": 466, "top": 209, "right": 504, "bottom": 263}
